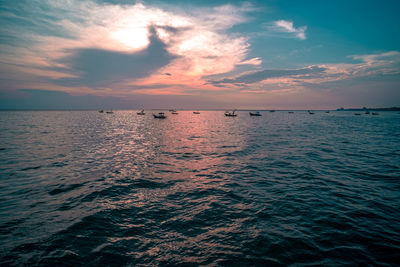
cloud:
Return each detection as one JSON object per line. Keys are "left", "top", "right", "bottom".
{"left": 237, "top": 57, "right": 262, "bottom": 66}
{"left": 205, "top": 50, "right": 400, "bottom": 95}
{"left": 0, "top": 0, "right": 255, "bottom": 93}
{"left": 54, "top": 27, "right": 175, "bottom": 87}
{"left": 323, "top": 51, "right": 400, "bottom": 80}
{"left": 351, "top": 51, "right": 400, "bottom": 63}
{"left": 0, "top": 89, "right": 130, "bottom": 109}
{"left": 0, "top": 88, "right": 235, "bottom": 110}
{"left": 208, "top": 66, "right": 326, "bottom": 85}
{"left": 268, "top": 20, "right": 307, "bottom": 40}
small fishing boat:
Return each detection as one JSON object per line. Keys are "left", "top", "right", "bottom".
{"left": 325, "top": 111, "right": 330, "bottom": 113}
{"left": 99, "top": 110, "right": 104, "bottom": 113}
{"left": 153, "top": 112, "right": 166, "bottom": 119}
{"left": 365, "top": 111, "right": 370, "bottom": 114}
{"left": 372, "top": 112, "right": 379, "bottom": 115}
{"left": 137, "top": 109, "right": 145, "bottom": 115}
{"left": 225, "top": 110, "right": 237, "bottom": 117}
{"left": 288, "top": 111, "right": 294, "bottom": 114}
{"left": 172, "top": 112, "right": 178, "bottom": 114}
{"left": 249, "top": 111, "right": 261, "bottom": 116}
{"left": 193, "top": 111, "right": 200, "bottom": 114}
{"left": 308, "top": 110, "right": 314, "bottom": 115}
{"left": 106, "top": 111, "right": 114, "bottom": 114}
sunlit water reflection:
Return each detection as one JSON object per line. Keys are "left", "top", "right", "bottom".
{"left": 0, "top": 110, "right": 399, "bottom": 265}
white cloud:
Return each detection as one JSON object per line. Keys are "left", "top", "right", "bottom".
{"left": 237, "top": 57, "right": 262, "bottom": 66}
{"left": 270, "top": 20, "right": 307, "bottom": 40}
{"left": 351, "top": 51, "right": 400, "bottom": 65}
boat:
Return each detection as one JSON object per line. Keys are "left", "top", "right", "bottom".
{"left": 249, "top": 111, "right": 261, "bottom": 116}
{"left": 288, "top": 111, "right": 294, "bottom": 114}
{"left": 99, "top": 110, "right": 104, "bottom": 113}
{"left": 354, "top": 113, "right": 361, "bottom": 115}
{"left": 270, "top": 110, "right": 275, "bottom": 112}
{"left": 225, "top": 110, "right": 237, "bottom": 117}
{"left": 372, "top": 112, "right": 379, "bottom": 115}
{"left": 137, "top": 109, "right": 145, "bottom": 115}
{"left": 308, "top": 110, "right": 314, "bottom": 115}
{"left": 172, "top": 112, "right": 178, "bottom": 114}
{"left": 153, "top": 112, "right": 166, "bottom": 119}
{"left": 193, "top": 111, "right": 200, "bottom": 114}
{"left": 325, "top": 111, "right": 330, "bottom": 113}
{"left": 106, "top": 111, "right": 114, "bottom": 114}
{"left": 365, "top": 111, "right": 370, "bottom": 114}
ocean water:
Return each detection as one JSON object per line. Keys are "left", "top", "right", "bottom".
{"left": 0, "top": 110, "right": 399, "bottom": 266}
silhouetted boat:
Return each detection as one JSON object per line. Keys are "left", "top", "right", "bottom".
{"left": 249, "top": 111, "right": 261, "bottom": 116}
{"left": 172, "top": 112, "right": 178, "bottom": 114}
{"left": 308, "top": 110, "right": 314, "bottom": 115}
{"left": 106, "top": 111, "right": 114, "bottom": 114}
{"left": 99, "top": 110, "right": 104, "bottom": 113}
{"left": 365, "top": 111, "right": 370, "bottom": 114}
{"left": 325, "top": 111, "right": 330, "bottom": 113}
{"left": 288, "top": 111, "right": 294, "bottom": 114}
{"left": 153, "top": 112, "right": 166, "bottom": 119}
{"left": 354, "top": 113, "right": 361, "bottom": 115}
{"left": 372, "top": 112, "right": 379, "bottom": 115}
{"left": 137, "top": 110, "right": 145, "bottom": 115}
{"left": 225, "top": 110, "right": 237, "bottom": 117}
{"left": 193, "top": 111, "right": 200, "bottom": 114}
{"left": 270, "top": 110, "right": 275, "bottom": 112}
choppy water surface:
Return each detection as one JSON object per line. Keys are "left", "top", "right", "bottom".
{"left": 0, "top": 110, "right": 399, "bottom": 266}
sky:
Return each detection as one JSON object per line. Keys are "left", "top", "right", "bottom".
{"left": 0, "top": 0, "right": 399, "bottom": 109}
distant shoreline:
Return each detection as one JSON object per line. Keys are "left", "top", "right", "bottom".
{"left": 336, "top": 107, "right": 400, "bottom": 111}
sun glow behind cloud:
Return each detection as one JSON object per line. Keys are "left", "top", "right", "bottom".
{"left": 0, "top": 0, "right": 259, "bottom": 96}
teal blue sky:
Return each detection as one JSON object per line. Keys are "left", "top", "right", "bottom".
{"left": 0, "top": 0, "right": 399, "bottom": 109}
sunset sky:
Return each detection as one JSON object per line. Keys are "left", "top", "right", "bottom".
{"left": 1, "top": 0, "right": 399, "bottom": 109}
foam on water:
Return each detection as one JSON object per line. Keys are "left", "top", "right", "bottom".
{"left": 0, "top": 110, "right": 399, "bottom": 265}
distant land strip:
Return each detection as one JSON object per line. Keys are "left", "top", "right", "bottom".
{"left": 336, "top": 107, "right": 400, "bottom": 111}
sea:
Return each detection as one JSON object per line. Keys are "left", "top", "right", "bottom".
{"left": 0, "top": 110, "right": 399, "bottom": 266}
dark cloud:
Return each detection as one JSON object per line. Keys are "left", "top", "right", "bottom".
{"left": 156, "top": 25, "right": 191, "bottom": 35}
{"left": 0, "top": 89, "right": 133, "bottom": 109}
{"left": 54, "top": 27, "right": 175, "bottom": 87}
{"left": 208, "top": 66, "right": 327, "bottom": 85}
{"left": 0, "top": 88, "right": 226, "bottom": 110}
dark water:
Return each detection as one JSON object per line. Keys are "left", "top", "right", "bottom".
{"left": 0, "top": 110, "right": 399, "bottom": 266}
